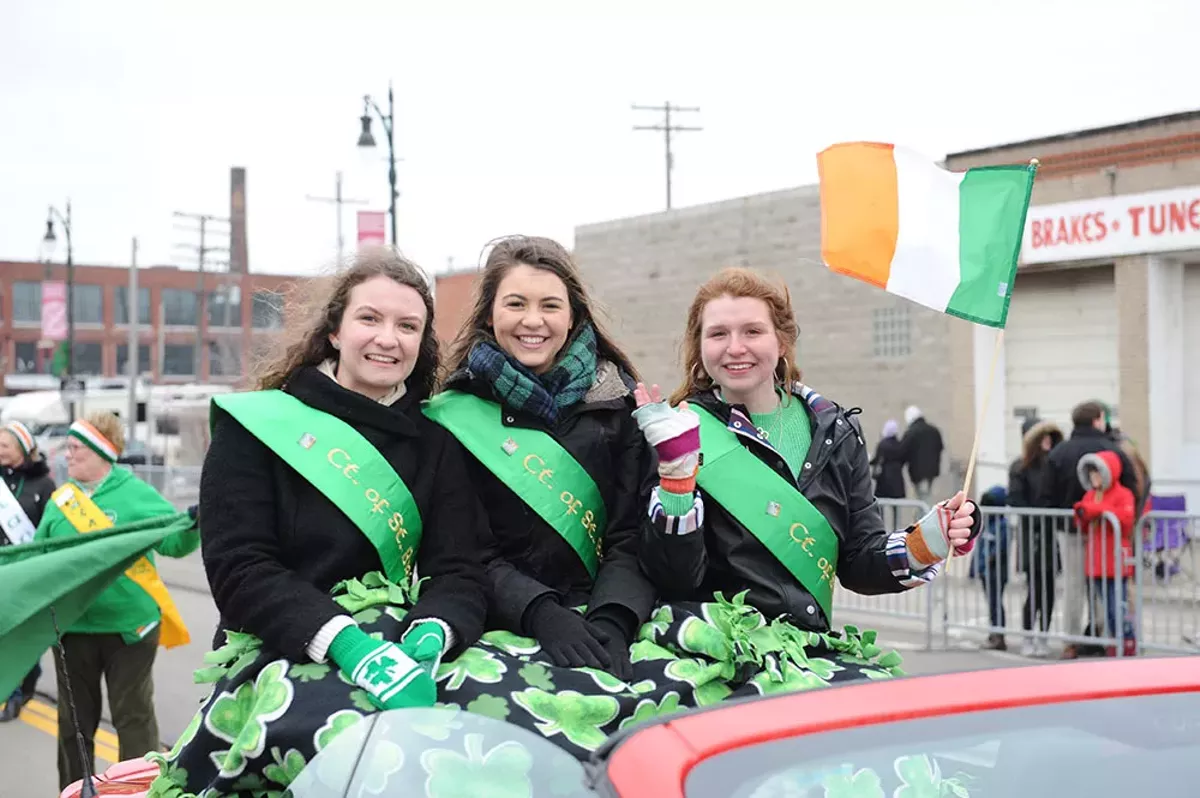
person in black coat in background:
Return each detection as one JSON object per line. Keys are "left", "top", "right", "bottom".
{"left": 870, "top": 419, "right": 906, "bottom": 500}
{"left": 434, "top": 235, "right": 657, "bottom": 680}
{"left": 150, "top": 251, "right": 492, "bottom": 797}
{"left": 0, "top": 420, "right": 56, "bottom": 721}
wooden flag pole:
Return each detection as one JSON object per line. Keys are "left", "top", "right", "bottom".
{"left": 943, "top": 156, "right": 1038, "bottom": 569}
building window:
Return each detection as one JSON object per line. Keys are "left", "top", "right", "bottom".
{"left": 162, "top": 289, "right": 199, "bottom": 327}
{"left": 71, "top": 285, "right": 104, "bottom": 325}
{"left": 208, "top": 340, "right": 242, "bottom": 376}
{"left": 114, "top": 286, "right": 152, "bottom": 326}
{"left": 208, "top": 286, "right": 242, "bottom": 328}
{"left": 13, "top": 342, "right": 38, "bottom": 373}
{"left": 73, "top": 342, "right": 104, "bottom": 375}
{"left": 162, "top": 344, "right": 195, "bottom": 376}
{"left": 872, "top": 305, "right": 911, "bottom": 358}
{"left": 252, "top": 290, "right": 284, "bottom": 329}
{"left": 12, "top": 282, "right": 41, "bottom": 323}
{"left": 116, "top": 344, "right": 152, "bottom": 376}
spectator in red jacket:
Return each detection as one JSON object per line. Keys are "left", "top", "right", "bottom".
{"left": 1073, "top": 450, "right": 1135, "bottom": 654}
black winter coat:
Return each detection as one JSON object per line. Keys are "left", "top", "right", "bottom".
{"left": 640, "top": 386, "right": 919, "bottom": 632}
{"left": 1041, "top": 426, "right": 1139, "bottom": 515}
{"left": 870, "top": 436, "right": 906, "bottom": 499}
{"left": 1, "top": 455, "right": 56, "bottom": 544}
{"left": 440, "top": 362, "right": 658, "bottom": 643}
{"left": 200, "top": 366, "right": 489, "bottom": 662}
{"left": 900, "top": 417, "right": 943, "bottom": 484}
{"left": 1007, "top": 419, "right": 1064, "bottom": 573}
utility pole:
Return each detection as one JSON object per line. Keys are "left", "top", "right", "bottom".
{"left": 127, "top": 237, "right": 139, "bottom": 443}
{"left": 632, "top": 101, "right": 702, "bottom": 210}
{"left": 307, "top": 171, "right": 369, "bottom": 264}
{"left": 173, "top": 211, "right": 230, "bottom": 379}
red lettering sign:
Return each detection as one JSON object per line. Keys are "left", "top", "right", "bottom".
{"left": 1029, "top": 212, "right": 1108, "bottom": 249}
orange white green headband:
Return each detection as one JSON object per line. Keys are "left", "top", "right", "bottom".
{"left": 3, "top": 421, "right": 35, "bottom": 457}
{"left": 69, "top": 420, "right": 120, "bottom": 463}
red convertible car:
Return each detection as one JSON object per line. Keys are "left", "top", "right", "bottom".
{"left": 63, "top": 656, "right": 1198, "bottom": 797}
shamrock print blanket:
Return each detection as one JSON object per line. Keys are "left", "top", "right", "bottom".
{"left": 146, "top": 573, "right": 907, "bottom": 798}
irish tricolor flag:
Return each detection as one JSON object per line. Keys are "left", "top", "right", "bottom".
{"left": 817, "top": 142, "right": 1036, "bottom": 328}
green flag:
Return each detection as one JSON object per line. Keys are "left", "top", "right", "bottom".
{"left": 0, "top": 512, "right": 193, "bottom": 699}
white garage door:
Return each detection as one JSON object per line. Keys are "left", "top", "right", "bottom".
{"left": 1185, "top": 264, "right": 1200, "bottom": 447}
{"left": 1004, "top": 265, "right": 1119, "bottom": 460}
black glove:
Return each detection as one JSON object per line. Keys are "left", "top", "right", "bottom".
{"left": 589, "top": 617, "right": 634, "bottom": 682}
{"left": 527, "top": 599, "right": 613, "bottom": 670}
{"left": 966, "top": 500, "right": 983, "bottom": 544}
{"left": 187, "top": 504, "right": 200, "bottom": 525}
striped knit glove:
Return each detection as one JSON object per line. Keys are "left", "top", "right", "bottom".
{"left": 905, "top": 499, "right": 981, "bottom": 569}
{"left": 632, "top": 400, "right": 701, "bottom": 494}
{"left": 328, "top": 625, "right": 437, "bottom": 711}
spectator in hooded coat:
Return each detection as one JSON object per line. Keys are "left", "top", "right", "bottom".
{"left": 1008, "top": 416, "right": 1063, "bottom": 658}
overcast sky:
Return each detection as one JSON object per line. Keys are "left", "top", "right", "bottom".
{"left": 2, "top": 0, "right": 1196, "bottom": 277}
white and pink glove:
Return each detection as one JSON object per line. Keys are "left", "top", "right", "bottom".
{"left": 632, "top": 383, "right": 702, "bottom": 495}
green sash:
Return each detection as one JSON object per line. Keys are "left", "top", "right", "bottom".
{"left": 423, "top": 390, "right": 605, "bottom": 578}
{"left": 212, "top": 391, "right": 423, "bottom": 585}
{"left": 692, "top": 405, "right": 839, "bottom": 621}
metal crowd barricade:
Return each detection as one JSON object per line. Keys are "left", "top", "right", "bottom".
{"left": 938, "top": 507, "right": 1138, "bottom": 657}
{"left": 122, "top": 464, "right": 204, "bottom": 511}
{"left": 833, "top": 498, "right": 934, "bottom": 636}
{"left": 1133, "top": 511, "right": 1199, "bottom": 655}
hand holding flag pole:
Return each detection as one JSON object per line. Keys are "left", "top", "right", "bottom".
{"left": 817, "top": 143, "right": 1040, "bottom": 568}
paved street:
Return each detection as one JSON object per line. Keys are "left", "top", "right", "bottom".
{"left": 0, "top": 554, "right": 1145, "bottom": 797}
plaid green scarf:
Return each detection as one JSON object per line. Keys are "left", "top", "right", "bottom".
{"left": 467, "top": 323, "right": 598, "bottom": 425}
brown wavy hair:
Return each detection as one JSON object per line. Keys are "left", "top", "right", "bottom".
{"left": 669, "top": 267, "right": 801, "bottom": 406}
{"left": 444, "top": 235, "right": 639, "bottom": 381}
{"left": 254, "top": 250, "right": 440, "bottom": 400}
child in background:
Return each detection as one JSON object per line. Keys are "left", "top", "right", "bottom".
{"left": 970, "top": 485, "right": 1010, "bottom": 651}
{"left": 1073, "top": 451, "right": 1136, "bottom": 656}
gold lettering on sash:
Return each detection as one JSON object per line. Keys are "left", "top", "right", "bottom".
{"left": 328, "top": 447, "right": 411, "bottom": 559}
{"left": 787, "top": 520, "right": 833, "bottom": 583}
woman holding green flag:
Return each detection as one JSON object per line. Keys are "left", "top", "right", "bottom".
{"left": 33, "top": 411, "right": 199, "bottom": 791}
{"left": 634, "top": 267, "right": 981, "bottom": 686}
{"left": 0, "top": 420, "right": 56, "bottom": 722}
{"left": 146, "top": 251, "right": 490, "bottom": 797}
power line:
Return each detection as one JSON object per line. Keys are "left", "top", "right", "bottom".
{"left": 632, "top": 101, "right": 702, "bottom": 210}
{"left": 172, "top": 211, "right": 231, "bottom": 377}
{"left": 307, "top": 171, "right": 369, "bottom": 265}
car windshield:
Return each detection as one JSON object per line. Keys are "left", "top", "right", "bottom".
{"left": 284, "top": 707, "right": 592, "bottom": 798}
{"left": 683, "top": 692, "right": 1200, "bottom": 798}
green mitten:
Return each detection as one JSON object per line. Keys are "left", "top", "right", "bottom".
{"left": 328, "top": 624, "right": 436, "bottom": 710}
{"left": 400, "top": 620, "right": 448, "bottom": 678}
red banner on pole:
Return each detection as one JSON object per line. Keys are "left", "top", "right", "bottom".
{"left": 357, "top": 211, "right": 386, "bottom": 249}
{"left": 41, "top": 281, "right": 67, "bottom": 341}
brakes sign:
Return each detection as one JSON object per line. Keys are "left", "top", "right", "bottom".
{"left": 1021, "top": 184, "right": 1200, "bottom": 264}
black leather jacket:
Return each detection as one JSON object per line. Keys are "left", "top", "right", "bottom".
{"left": 640, "top": 385, "right": 936, "bottom": 632}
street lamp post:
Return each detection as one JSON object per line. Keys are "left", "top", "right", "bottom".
{"left": 356, "top": 81, "right": 398, "bottom": 248}
{"left": 42, "top": 201, "right": 77, "bottom": 420}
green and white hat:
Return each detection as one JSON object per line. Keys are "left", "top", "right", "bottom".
{"left": 69, "top": 420, "right": 120, "bottom": 463}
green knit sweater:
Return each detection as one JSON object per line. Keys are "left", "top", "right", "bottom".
{"left": 34, "top": 467, "right": 200, "bottom": 642}
{"left": 661, "top": 391, "right": 812, "bottom": 515}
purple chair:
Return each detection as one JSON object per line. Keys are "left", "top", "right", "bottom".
{"left": 1148, "top": 494, "right": 1189, "bottom": 581}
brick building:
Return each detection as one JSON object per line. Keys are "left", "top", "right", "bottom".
{"left": 432, "top": 268, "right": 481, "bottom": 351}
{"left": 571, "top": 109, "right": 1200, "bottom": 508}
{"left": 1, "top": 260, "right": 304, "bottom": 390}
